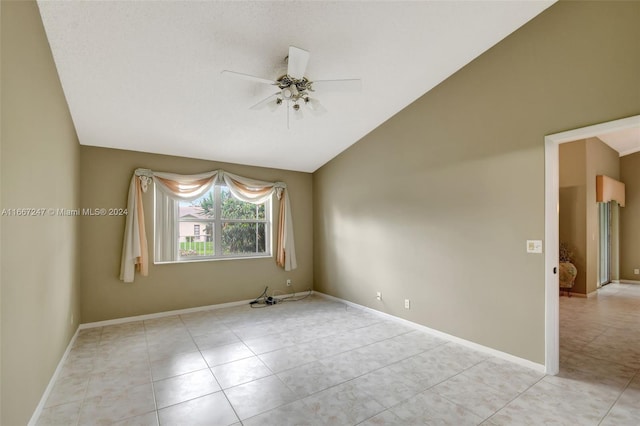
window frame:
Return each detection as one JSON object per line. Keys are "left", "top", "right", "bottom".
{"left": 155, "top": 183, "right": 272, "bottom": 264}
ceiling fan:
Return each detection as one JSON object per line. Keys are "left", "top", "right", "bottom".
{"left": 222, "top": 46, "right": 361, "bottom": 127}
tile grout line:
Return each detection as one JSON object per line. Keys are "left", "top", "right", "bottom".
{"left": 181, "top": 309, "right": 245, "bottom": 425}
{"left": 480, "top": 373, "right": 548, "bottom": 424}
{"left": 261, "top": 336, "right": 452, "bottom": 421}
{"left": 74, "top": 326, "right": 105, "bottom": 426}
{"left": 142, "top": 318, "right": 162, "bottom": 425}
{"left": 406, "top": 356, "right": 511, "bottom": 422}
{"left": 596, "top": 368, "right": 640, "bottom": 425}
{"left": 46, "top": 288, "right": 640, "bottom": 425}
{"left": 206, "top": 304, "right": 421, "bottom": 424}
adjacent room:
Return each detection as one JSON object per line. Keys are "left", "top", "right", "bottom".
{"left": 554, "top": 127, "right": 640, "bottom": 423}
{"left": 2, "top": 1, "right": 639, "bottom": 425}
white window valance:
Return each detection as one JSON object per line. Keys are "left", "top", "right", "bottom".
{"left": 120, "top": 168, "right": 297, "bottom": 282}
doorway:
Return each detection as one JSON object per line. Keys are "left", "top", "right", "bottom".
{"left": 544, "top": 114, "right": 640, "bottom": 375}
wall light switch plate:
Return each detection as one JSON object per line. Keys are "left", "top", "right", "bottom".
{"left": 526, "top": 240, "right": 543, "bottom": 254}
{"left": 634, "top": 269, "right": 639, "bottom": 275}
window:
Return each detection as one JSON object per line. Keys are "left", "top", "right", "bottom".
{"left": 155, "top": 184, "right": 271, "bottom": 263}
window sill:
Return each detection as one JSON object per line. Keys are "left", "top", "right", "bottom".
{"left": 154, "top": 254, "right": 272, "bottom": 265}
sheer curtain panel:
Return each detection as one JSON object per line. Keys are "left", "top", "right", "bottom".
{"left": 120, "top": 168, "right": 297, "bottom": 283}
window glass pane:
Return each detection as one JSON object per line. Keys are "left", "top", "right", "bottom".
{"left": 158, "top": 183, "right": 270, "bottom": 263}
{"left": 179, "top": 191, "right": 215, "bottom": 219}
{"left": 598, "top": 202, "right": 611, "bottom": 285}
{"left": 221, "top": 222, "right": 266, "bottom": 255}
{"left": 177, "top": 190, "right": 216, "bottom": 258}
{"left": 179, "top": 222, "right": 214, "bottom": 257}
{"left": 220, "top": 186, "right": 265, "bottom": 220}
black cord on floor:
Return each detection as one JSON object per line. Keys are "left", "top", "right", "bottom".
{"left": 279, "top": 284, "right": 313, "bottom": 302}
{"left": 249, "top": 285, "right": 312, "bottom": 308}
{"left": 249, "top": 286, "right": 269, "bottom": 308}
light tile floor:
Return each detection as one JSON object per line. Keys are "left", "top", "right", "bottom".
{"left": 37, "top": 285, "right": 640, "bottom": 425}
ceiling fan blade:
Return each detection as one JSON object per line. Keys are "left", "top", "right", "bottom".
{"left": 249, "top": 92, "right": 281, "bottom": 111}
{"left": 312, "top": 79, "right": 362, "bottom": 92}
{"left": 221, "top": 70, "right": 277, "bottom": 85}
{"left": 287, "top": 46, "right": 310, "bottom": 79}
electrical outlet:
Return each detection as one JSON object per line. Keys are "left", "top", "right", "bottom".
{"left": 404, "top": 299, "right": 410, "bottom": 309}
{"left": 286, "top": 279, "right": 292, "bottom": 286}
{"left": 634, "top": 269, "right": 639, "bottom": 275}
{"left": 376, "top": 292, "right": 382, "bottom": 301}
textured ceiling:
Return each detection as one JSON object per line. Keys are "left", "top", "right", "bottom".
{"left": 38, "top": 1, "right": 555, "bottom": 172}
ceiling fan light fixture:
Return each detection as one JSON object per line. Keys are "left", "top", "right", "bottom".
{"left": 282, "top": 83, "right": 299, "bottom": 100}
{"left": 224, "top": 46, "right": 361, "bottom": 125}
{"left": 306, "top": 97, "right": 319, "bottom": 110}
{"left": 306, "top": 97, "right": 327, "bottom": 116}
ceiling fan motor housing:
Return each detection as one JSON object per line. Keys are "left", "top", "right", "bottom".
{"left": 277, "top": 75, "right": 313, "bottom": 103}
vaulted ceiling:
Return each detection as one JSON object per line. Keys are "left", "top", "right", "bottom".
{"left": 38, "top": 1, "right": 556, "bottom": 172}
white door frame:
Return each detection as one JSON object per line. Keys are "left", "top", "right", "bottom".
{"left": 544, "top": 114, "right": 640, "bottom": 375}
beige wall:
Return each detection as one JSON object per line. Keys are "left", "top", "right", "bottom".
{"left": 585, "top": 137, "right": 620, "bottom": 292}
{"left": 313, "top": 1, "right": 640, "bottom": 364}
{"left": 559, "top": 140, "right": 587, "bottom": 293}
{"left": 1, "top": 3, "right": 4, "bottom": 421}
{"left": 1, "top": 2, "right": 81, "bottom": 425}
{"left": 559, "top": 137, "right": 620, "bottom": 294}
{"left": 620, "top": 151, "right": 640, "bottom": 281}
{"left": 1, "top": 3, "right": 3, "bottom": 422}
{"left": 80, "top": 146, "right": 313, "bottom": 323}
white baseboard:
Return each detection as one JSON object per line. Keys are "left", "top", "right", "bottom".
{"left": 314, "top": 291, "right": 545, "bottom": 374}
{"left": 28, "top": 327, "right": 80, "bottom": 426}
{"left": 562, "top": 290, "right": 597, "bottom": 298}
{"left": 587, "top": 289, "right": 599, "bottom": 297}
{"left": 33, "top": 288, "right": 543, "bottom": 424}
{"left": 31, "top": 291, "right": 305, "bottom": 424}
{"left": 620, "top": 279, "right": 640, "bottom": 284}
{"left": 79, "top": 290, "right": 304, "bottom": 329}
{"left": 79, "top": 298, "right": 254, "bottom": 329}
